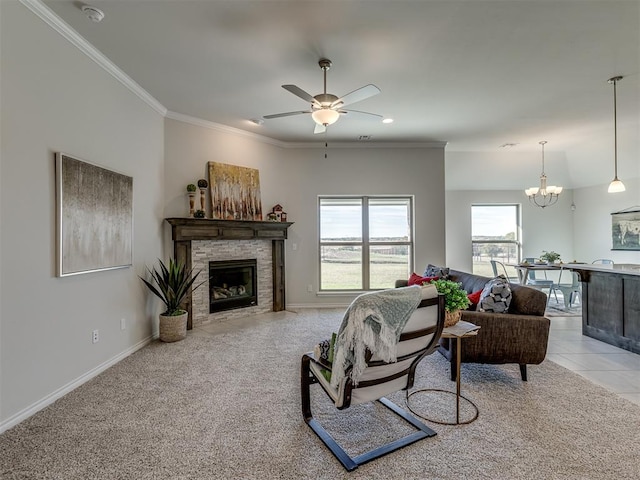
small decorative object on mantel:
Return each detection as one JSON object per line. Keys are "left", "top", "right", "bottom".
{"left": 186, "top": 184, "right": 197, "bottom": 217}
{"left": 270, "top": 204, "right": 287, "bottom": 222}
{"left": 197, "top": 179, "right": 208, "bottom": 214}
{"left": 267, "top": 212, "right": 278, "bottom": 222}
{"left": 194, "top": 209, "right": 206, "bottom": 219}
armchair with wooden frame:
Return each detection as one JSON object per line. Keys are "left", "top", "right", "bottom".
{"left": 300, "top": 286, "right": 445, "bottom": 471}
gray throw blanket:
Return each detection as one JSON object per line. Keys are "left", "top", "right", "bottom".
{"left": 330, "top": 286, "right": 422, "bottom": 389}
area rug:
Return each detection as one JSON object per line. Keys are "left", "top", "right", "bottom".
{"left": 1, "top": 308, "right": 638, "bottom": 480}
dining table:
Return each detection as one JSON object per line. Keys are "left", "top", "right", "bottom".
{"left": 507, "top": 262, "right": 562, "bottom": 285}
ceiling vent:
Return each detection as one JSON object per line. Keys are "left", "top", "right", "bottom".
{"left": 358, "top": 135, "right": 372, "bottom": 141}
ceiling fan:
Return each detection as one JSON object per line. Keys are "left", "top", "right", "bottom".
{"left": 263, "top": 58, "right": 382, "bottom": 134}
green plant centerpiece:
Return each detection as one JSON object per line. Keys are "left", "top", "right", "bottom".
{"left": 186, "top": 183, "right": 197, "bottom": 193}
{"left": 140, "top": 258, "right": 204, "bottom": 342}
{"left": 540, "top": 250, "right": 561, "bottom": 264}
{"left": 427, "top": 278, "right": 470, "bottom": 327}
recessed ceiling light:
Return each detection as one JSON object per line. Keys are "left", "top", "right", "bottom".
{"left": 81, "top": 5, "right": 105, "bottom": 23}
{"left": 382, "top": 118, "right": 394, "bottom": 124}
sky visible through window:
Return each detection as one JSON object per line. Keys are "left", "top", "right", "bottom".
{"left": 472, "top": 205, "right": 518, "bottom": 239}
{"left": 321, "top": 204, "right": 410, "bottom": 240}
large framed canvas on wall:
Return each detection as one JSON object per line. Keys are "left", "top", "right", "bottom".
{"left": 208, "top": 161, "right": 263, "bottom": 221}
{"left": 611, "top": 208, "right": 640, "bottom": 251}
{"left": 56, "top": 153, "right": 133, "bottom": 276}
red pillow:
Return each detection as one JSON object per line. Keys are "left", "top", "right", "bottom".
{"left": 467, "top": 289, "right": 483, "bottom": 307}
{"left": 408, "top": 272, "right": 439, "bottom": 286}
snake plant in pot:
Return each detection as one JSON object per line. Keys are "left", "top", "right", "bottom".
{"left": 140, "top": 258, "right": 204, "bottom": 342}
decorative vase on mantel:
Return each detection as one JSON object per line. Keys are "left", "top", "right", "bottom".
{"left": 187, "top": 191, "right": 196, "bottom": 217}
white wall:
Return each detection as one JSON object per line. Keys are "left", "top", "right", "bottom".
{"left": 0, "top": 2, "right": 164, "bottom": 429}
{"left": 164, "top": 118, "right": 446, "bottom": 307}
{"left": 573, "top": 178, "right": 640, "bottom": 264}
{"left": 445, "top": 189, "right": 575, "bottom": 273}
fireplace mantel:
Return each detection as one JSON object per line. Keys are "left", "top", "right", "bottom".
{"left": 165, "top": 218, "right": 293, "bottom": 328}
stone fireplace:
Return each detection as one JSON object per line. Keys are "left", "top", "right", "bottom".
{"left": 166, "top": 218, "right": 292, "bottom": 328}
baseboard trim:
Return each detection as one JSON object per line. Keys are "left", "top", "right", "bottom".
{"left": 287, "top": 303, "right": 350, "bottom": 309}
{"left": 0, "top": 335, "right": 156, "bottom": 434}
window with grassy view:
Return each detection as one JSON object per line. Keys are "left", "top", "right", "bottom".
{"left": 319, "top": 196, "right": 413, "bottom": 291}
{"left": 472, "top": 204, "right": 521, "bottom": 278}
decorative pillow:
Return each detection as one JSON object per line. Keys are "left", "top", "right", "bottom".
{"left": 408, "top": 272, "right": 439, "bottom": 286}
{"left": 423, "top": 264, "right": 450, "bottom": 279}
{"left": 467, "top": 289, "right": 483, "bottom": 310}
{"left": 314, "top": 332, "right": 337, "bottom": 381}
{"left": 478, "top": 275, "right": 512, "bottom": 313}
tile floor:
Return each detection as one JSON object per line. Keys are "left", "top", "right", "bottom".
{"left": 546, "top": 313, "right": 640, "bottom": 406}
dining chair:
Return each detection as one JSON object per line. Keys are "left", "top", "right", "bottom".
{"left": 592, "top": 259, "right": 614, "bottom": 265}
{"left": 490, "top": 260, "right": 519, "bottom": 284}
{"left": 520, "top": 258, "right": 553, "bottom": 297}
{"left": 551, "top": 269, "right": 581, "bottom": 310}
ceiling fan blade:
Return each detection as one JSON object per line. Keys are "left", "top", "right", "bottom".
{"left": 263, "top": 110, "right": 312, "bottom": 119}
{"left": 282, "top": 85, "right": 321, "bottom": 107}
{"left": 341, "top": 109, "right": 384, "bottom": 120}
{"left": 314, "top": 123, "right": 326, "bottom": 134}
{"left": 331, "top": 84, "right": 381, "bottom": 108}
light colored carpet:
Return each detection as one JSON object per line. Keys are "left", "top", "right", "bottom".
{"left": 1, "top": 308, "right": 639, "bottom": 480}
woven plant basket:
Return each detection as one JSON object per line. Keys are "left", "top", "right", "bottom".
{"left": 444, "top": 309, "right": 462, "bottom": 328}
{"left": 159, "top": 312, "right": 188, "bottom": 342}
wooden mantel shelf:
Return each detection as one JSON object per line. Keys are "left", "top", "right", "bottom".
{"left": 166, "top": 217, "right": 293, "bottom": 241}
{"left": 165, "top": 218, "right": 293, "bottom": 329}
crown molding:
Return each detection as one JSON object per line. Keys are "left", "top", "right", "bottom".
{"left": 165, "top": 111, "right": 287, "bottom": 148}
{"left": 19, "top": 0, "right": 167, "bottom": 117}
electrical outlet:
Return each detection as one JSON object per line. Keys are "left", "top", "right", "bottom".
{"left": 292, "top": 243, "right": 298, "bottom": 251}
{"left": 120, "top": 318, "right": 126, "bottom": 330}
{"left": 92, "top": 329, "right": 99, "bottom": 344}
{"left": 307, "top": 284, "right": 313, "bottom": 292}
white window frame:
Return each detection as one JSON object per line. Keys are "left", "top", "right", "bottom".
{"left": 318, "top": 195, "right": 414, "bottom": 292}
{"left": 471, "top": 204, "right": 522, "bottom": 272}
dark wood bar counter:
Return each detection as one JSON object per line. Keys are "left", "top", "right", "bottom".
{"left": 566, "top": 263, "right": 640, "bottom": 354}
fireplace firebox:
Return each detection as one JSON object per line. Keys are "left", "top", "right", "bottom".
{"left": 209, "top": 259, "right": 257, "bottom": 313}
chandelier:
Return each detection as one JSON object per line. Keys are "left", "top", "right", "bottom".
{"left": 525, "top": 141, "right": 563, "bottom": 208}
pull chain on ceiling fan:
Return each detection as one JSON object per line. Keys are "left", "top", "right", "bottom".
{"left": 263, "top": 58, "right": 382, "bottom": 134}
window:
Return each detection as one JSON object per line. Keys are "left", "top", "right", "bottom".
{"left": 319, "top": 196, "right": 413, "bottom": 291}
{"left": 471, "top": 204, "right": 521, "bottom": 277}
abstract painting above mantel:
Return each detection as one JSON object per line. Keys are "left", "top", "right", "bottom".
{"left": 611, "top": 209, "right": 640, "bottom": 251}
{"left": 208, "top": 161, "right": 263, "bottom": 221}
{"left": 56, "top": 153, "right": 133, "bottom": 276}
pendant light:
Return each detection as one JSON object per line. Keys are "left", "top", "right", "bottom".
{"left": 607, "top": 76, "right": 625, "bottom": 193}
{"left": 525, "top": 141, "right": 563, "bottom": 208}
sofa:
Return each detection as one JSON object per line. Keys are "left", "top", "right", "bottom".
{"left": 396, "top": 269, "right": 550, "bottom": 381}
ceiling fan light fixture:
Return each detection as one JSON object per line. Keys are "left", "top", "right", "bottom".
{"left": 382, "top": 118, "right": 394, "bottom": 124}
{"left": 311, "top": 109, "right": 340, "bottom": 126}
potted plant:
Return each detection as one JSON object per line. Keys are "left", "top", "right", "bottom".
{"left": 427, "top": 278, "right": 470, "bottom": 327}
{"left": 140, "top": 258, "right": 204, "bottom": 342}
{"left": 540, "top": 250, "right": 561, "bottom": 264}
